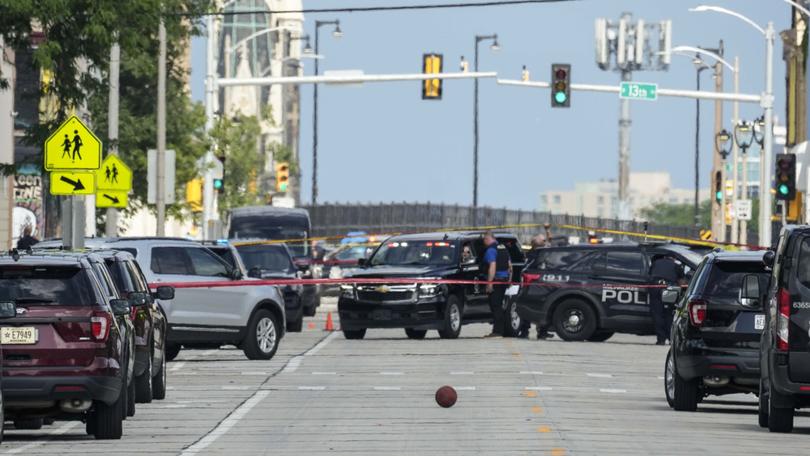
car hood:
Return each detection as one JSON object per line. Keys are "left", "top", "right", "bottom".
{"left": 347, "top": 265, "right": 456, "bottom": 279}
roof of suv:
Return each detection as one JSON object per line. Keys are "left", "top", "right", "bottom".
{"left": 383, "top": 231, "right": 516, "bottom": 242}
{"left": 0, "top": 251, "right": 96, "bottom": 267}
{"left": 707, "top": 250, "right": 767, "bottom": 263}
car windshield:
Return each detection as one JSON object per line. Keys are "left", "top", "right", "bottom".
{"left": 369, "top": 240, "right": 457, "bottom": 266}
{"left": 229, "top": 217, "right": 310, "bottom": 258}
{"left": 0, "top": 266, "right": 94, "bottom": 306}
{"left": 334, "top": 246, "right": 372, "bottom": 261}
{"left": 236, "top": 245, "right": 295, "bottom": 273}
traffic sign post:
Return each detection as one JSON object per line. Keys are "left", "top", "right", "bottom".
{"left": 735, "top": 199, "right": 752, "bottom": 221}
{"left": 619, "top": 81, "right": 658, "bottom": 101}
{"left": 49, "top": 171, "right": 95, "bottom": 195}
{"left": 44, "top": 115, "right": 102, "bottom": 170}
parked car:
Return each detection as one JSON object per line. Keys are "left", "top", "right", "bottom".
{"left": 232, "top": 242, "right": 305, "bottom": 331}
{"left": 0, "top": 300, "right": 18, "bottom": 443}
{"left": 664, "top": 250, "right": 770, "bottom": 411}
{"left": 96, "top": 250, "right": 170, "bottom": 403}
{"left": 319, "top": 243, "right": 379, "bottom": 296}
{"left": 338, "top": 231, "right": 525, "bottom": 340}
{"left": 515, "top": 243, "right": 702, "bottom": 341}
{"left": 0, "top": 251, "right": 131, "bottom": 439}
{"left": 94, "top": 238, "right": 286, "bottom": 361}
{"left": 758, "top": 225, "right": 810, "bottom": 432}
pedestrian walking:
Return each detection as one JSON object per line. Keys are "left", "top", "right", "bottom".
{"left": 649, "top": 255, "right": 681, "bottom": 345}
{"left": 17, "top": 225, "right": 39, "bottom": 250}
{"left": 483, "top": 231, "right": 511, "bottom": 338}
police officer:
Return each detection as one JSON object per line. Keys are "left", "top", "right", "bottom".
{"left": 483, "top": 231, "right": 511, "bottom": 338}
{"left": 17, "top": 225, "right": 39, "bottom": 250}
{"left": 649, "top": 255, "right": 681, "bottom": 345}
{"left": 518, "top": 232, "right": 554, "bottom": 340}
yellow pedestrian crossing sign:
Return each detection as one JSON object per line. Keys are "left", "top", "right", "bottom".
{"left": 699, "top": 229, "right": 713, "bottom": 241}
{"left": 44, "top": 115, "right": 102, "bottom": 170}
{"left": 96, "top": 190, "right": 128, "bottom": 208}
{"left": 96, "top": 155, "right": 132, "bottom": 191}
{"left": 50, "top": 171, "right": 95, "bottom": 195}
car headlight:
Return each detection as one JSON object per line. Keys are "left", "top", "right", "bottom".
{"left": 340, "top": 284, "right": 355, "bottom": 298}
{"left": 418, "top": 283, "right": 441, "bottom": 297}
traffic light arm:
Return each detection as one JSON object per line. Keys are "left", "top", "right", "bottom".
{"left": 218, "top": 71, "right": 497, "bottom": 87}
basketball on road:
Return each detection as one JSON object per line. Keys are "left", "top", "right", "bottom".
{"left": 435, "top": 385, "right": 457, "bottom": 408}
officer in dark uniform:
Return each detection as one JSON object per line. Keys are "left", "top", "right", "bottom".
{"left": 649, "top": 255, "right": 681, "bottom": 345}
{"left": 17, "top": 225, "right": 39, "bottom": 251}
{"left": 483, "top": 231, "right": 511, "bottom": 338}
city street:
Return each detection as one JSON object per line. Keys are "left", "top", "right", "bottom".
{"left": 0, "top": 299, "right": 806, "bottom": 456}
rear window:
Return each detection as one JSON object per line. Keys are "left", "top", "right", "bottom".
{"left": 236, "top": 245, "right": 295, "bottom": 273}
{"left": 0, "top": 266, "right": 95, "bottom": 306}
{"left": 702, "top": 261, "right": 769, "bottom": 300}
{"left": 530, "top": 250, "right": 595, "bottom": 271}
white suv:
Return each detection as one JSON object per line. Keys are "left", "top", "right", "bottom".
{"left": 41, "top": 237, "right": 286, "bottom": 361}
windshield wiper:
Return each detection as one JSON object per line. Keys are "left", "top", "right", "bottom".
{"left": 14, "top": 297, "right": 55, "bottom": 304}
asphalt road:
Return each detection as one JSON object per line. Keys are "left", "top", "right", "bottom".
{"left": 2, "top": 299, "right": 808, "bottom": 455}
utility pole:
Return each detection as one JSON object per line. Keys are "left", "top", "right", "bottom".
{"left": 203, "top": 12, "right": 216, "bottom": 238}
{"left": 472, "top": 33, "right": 499, "bottom": 225}
{"left": 311, "top": 19, "right": 341, "bottom": 206}
{"left": 106, "top": 41, "right": 120, "bottom": 237}
{"left": 731, "top": 57, "right": 742, "bottom": 244}
{"left": 711, "top": 42, "right": 725, "bottom": 242}
{"left": 760, "top": 22, "right": 776, "bottom": 248}
{"left": 618, "top": 69, "right": 631, "bottom": 219}
{"left": 156, "top": 17, "right": 166, "bottom": 236}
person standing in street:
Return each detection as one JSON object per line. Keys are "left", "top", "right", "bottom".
{"left": 483, "top": 231, "right": 511, "bottom": 338}
{"left": 518, "top": 231, "right": 555, "bottom": 340}
{"left": 17, "top": 225, "right": 39, "bottom": 250}
{"left": 649, "top": 255, "right": 681, "bottom": 345}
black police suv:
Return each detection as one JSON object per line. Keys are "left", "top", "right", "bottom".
{"left": 758, "top": 225, "right": 810, "bottom": 432}
{"left": 516, "top": 243, "right": 702, "bottom": 342}
{"left": 664, "top": 250, "right": 770, "bottom": 411}
{"left": 338, "top": 231, "right": 525, "bottom": 340}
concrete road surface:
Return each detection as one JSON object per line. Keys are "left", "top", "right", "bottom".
{"left": 1, "top": 301, "right": 807, "bottom": 455}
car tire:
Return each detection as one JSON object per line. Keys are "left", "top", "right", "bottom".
{"left": 89, "top": 390, "right": 124, "bottom": 439}
{"left": 664, "top": 351, "right": 676, "bottom": 408}
{"left": 552, "top": 299, "right": 597, "bottom": 341}
{"left": 405, "top": 328, "right": 427, "bottom": 340}
{"left": 166, "top": 344, "right": 181, "bottom": 362}
{"left": 287, "top": 315, "right": 304, "bottom": 333}
{"left": 758, "top": 378, "right": 769, "bottom": 428}
{"left": 119, "top": 377, "right": 128, "bottom": 421}
{"left": 304, "top": 302, "right": 317, "bottom": 317}
{"left": 343, "top": 329, "right": 367, "bottom": 340}
{"left": 13, "top": 418, "right": 43, "bottom": 430}
{"left": 768, "top": 388, "right": 794, "bottom": 433}
{"left": 243, "top": 309, "right": 281, "bottom": 360}
{"left": 672, "top": 368, "right": 699, "bottom": 412}
{"left": 438, "top": 295, "right": 463, "bottom": 339}
{"left": 152, "top": 347, "right": 168, "bottom": 400}
{"left": 587, "top": 331, "right": 614, "bottom": 342}
{"left": 126, "top": 376, "right": 136, "bottom": 417}
{"left": 503, "top": 299, "right": 522, "bottom": 338}
{"left": 135, "top": 352, "right": 153, "bottom": 404}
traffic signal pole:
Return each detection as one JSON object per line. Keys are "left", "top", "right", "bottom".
{"left": 106, "top": 41, "right": 120, "bottom": 237}
{"left": 203, "top": 13, "right": 217, "bottom": 239}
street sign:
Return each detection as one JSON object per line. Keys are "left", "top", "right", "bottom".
{"left": 44, "top": 115, "right": 102, "bottom": 170}
{"left": 96, "top": 190, "right": 128, "bottom": 208}
{"left": 699, "top": 229, "right": 712, "bottom": 241}
{"left": 619, "top": 81, "right": 658, "bottom": 101}
{"left": 96, "top": 155, "right": 132, "bottom": 191}
{"left": 735, "top": 199, "right": 752, "bottom": 221}
{"left": 50, "top": 171, "right": 95, "bottom": 195}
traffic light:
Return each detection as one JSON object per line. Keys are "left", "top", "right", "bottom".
{"left": 551, "top": 63, "right": 571, "bottom": 108}
{"left": 275, "top": 162, "right": 289, "bottom": 193}
{"left": 213, "top": 178, "right": 224, "bottom": 194}
{"left": 185, "top": 178, "right": 202, "bottom": 212}
{"left": 775, "top": 153, "right": 796, "bottom": 201}
{"left": 714, "top": 171, "right": 723, "bottom": 204}
{"left": 422, "top": 53, "right": 443, "bottom": 100}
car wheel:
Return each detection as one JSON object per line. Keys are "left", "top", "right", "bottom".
{"left": 243, "top": 309, "right": 281, "bottom": 360}
{"left": 587, "top": 331, "right": 614, "bottom": 342}
{"left": 13, "top": 418, "right": 43, "bottom": 430}
{"left": 343, "top": 329, "right": 367, "bottom": 340}
{"left": 672, "top": 365, "right": 699, "bottom": 412}
{"left": 152, "top": 347, "right": 168, "bottom": 400}
{"left": 126, "top": 376, "right": 136, "bottom": 417}
{"left": 759, "top": 378, "right": 769, "bottom": 428}
{"left": 503, "top": 300, "right": 522, "bottom": 338}
{"left": 768, "top": 388, "right": 794, "bottom": 433}
{"left": 664, "top": 351, "right": 676, "bottom": 408}
{"left": 89, "top": 390, "right": 124, "bottom": 439}
{"left": 135, "top": 351, "right": 153, "bottom": 404}
{"left": 438, "top": 295, "right": 463, "bottom": 339}
{"left": 405, "top": 328, "right": 427, "bottom": 340}
{"left": 119, "top": 377, "right": 128, "bottom": 421}
{"left": 552, "top": 300, "right": 597, "bottom": 341}
{"left": 287, "top": 315, "right": 304, "bottom": 333}
{"left": 304, "top": 302, "right": 317, "bottom": 317}
{"left": 166, "top": 344, "right": 181, "bottom": 362}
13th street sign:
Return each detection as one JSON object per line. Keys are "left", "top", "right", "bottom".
{"left": 619, "top": 81, "right": 658, "bottom": 101}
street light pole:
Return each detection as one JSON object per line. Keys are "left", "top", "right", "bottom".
{"left": 156, "top": 17, "right": 167, "bottom": 236}
{"left": 694, "top": 62, "right": 709, "bottom": 227}
{"left": 312, "top": 19, "right": 341, "bottom": 206}
{"left": 473, "top": 33, "right": 498, "bottom": 225}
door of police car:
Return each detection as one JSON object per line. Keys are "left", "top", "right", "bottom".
{"left": 590, "top": 249, "right": 650, "bottom": 319}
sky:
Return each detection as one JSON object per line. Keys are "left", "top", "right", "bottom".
{"left": 189, "top": 0, "right": 794, "bottom": 210}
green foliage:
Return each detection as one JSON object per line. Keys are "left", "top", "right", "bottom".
{"left": 639, "top": 200, "right": 712, "bottom": 228}
{"left": 210, "top": 114, "right": 265, "bottom": 215}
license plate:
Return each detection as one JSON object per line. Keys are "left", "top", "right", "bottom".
{"left": 1, "top": 327, "right": 38, "bottom": 345}
{"left": 755, "top": 314, "right": 766, "bottom": 330}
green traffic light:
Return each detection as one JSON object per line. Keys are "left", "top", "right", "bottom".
{"left": 779, "top": 184, "right": 789, "bottom": 195}
{"left": 554, "top": 91, "right": 567, "bottom": 104}
{"left": 213, "top": 179, "right": 223, "bottom": 190}
{"left": 715, "top": 191, "right": 723, "bottom": 201}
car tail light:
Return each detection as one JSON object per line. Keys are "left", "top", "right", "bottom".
{"left": 687, "top": 299, "right": 707, "bottom": 327}
{"left": 91, "top": 311, "right": 111, "bottom": 341}
{"left": 777, "top": 288, "right": 791, "bottom": 352}
{"left": 130, "top": 306, "right": 138, "bottom": 321}
{"left": 522, "top": 273, "right": 541, "bottom": 285}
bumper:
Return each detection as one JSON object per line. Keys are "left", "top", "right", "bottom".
{"left": 770, "top": 353, "right": 810, "bottom": 399}
{"left": 3, "top": 375, "right": 122, "bottom": 406}
{"left": 675, "top": 350, "right": 760, "bottom": 381}
{"left": 338, "top": 297, "right": 444, "bottom": 330}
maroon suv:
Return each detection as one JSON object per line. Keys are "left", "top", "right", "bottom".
{"left": 0, "top": 252, "right": 130, "bottom": 439}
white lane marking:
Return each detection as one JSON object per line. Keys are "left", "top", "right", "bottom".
{"left": 380, "top": 371, "right": 404, "bottom": 376}
{"left": 170, "top": 361, "right": 186, "bottom": 372}
{"left": 298, "top": 386, "right": 326, "bottom": 391}
{"left": 525, "top": 386, "right": 553, "bottom": 391}
{"left": 600, "top": 388, "right": 627, "bottom": 393}
{"left": 221, "top": 386, "right": 251, "bottom": 390}
{"left": 163, "top": 404, "right": 188, "bottom": 409}
{"left": 657, "top": 376, "right": 665, "bottom": 380}
{"left": 4, "top": 422, "right": 79, "bottom": 454}
{"left": 373, "top": 386, "right": 401, "bottom": 391}
{"left": 520, "top": 371, "right": 544, "bottom": 375}
{"left": 587, "top": 373, "right": 613, "bottom": 378}
{"left": 307, "top": 331, "right": 339, "bottom": 356}
{"left": 180, "top": 390, "right": 269, "bottom": 455}
{"left": 282, "top": 356, "right": 303, "bottom": 374}
{"left": 283, "top": 332, "right": 338, "bottom": 374}
{"left": 240, "top": 371, "right": 268, "bottom": 376}
{"left": 455, "top": 386, "right": 476, "bottom": 391}
{"left": 311, "top": 371, "right": 336, "bottom": 375}
{"left": 450, "top": 371, "right": 474, "bottom": 375}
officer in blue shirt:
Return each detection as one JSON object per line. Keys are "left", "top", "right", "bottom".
{"left": 482, "top": 231, "right": 511, "bottom": 338}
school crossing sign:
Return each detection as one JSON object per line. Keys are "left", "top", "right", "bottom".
{"left": 44, "top": 115, "right": 102, "bottom": 171}
{"left": 95, "top": 155, "right": 132, "bottom": 209}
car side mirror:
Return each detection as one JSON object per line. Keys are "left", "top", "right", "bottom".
{"left": 230, "top": 268, "right": 243, "bottom": 281}
{"left": 739, "top": 274, "right": 761, "bottom": 309}
{"left": 153, "top": 286, "right": 175, "bottom": 301}
{"left": 110, "top": 299, "right": 131, "bottom": 316}
{"left": 763, "top": 250, "right": 776, "bottom": 268}
{"left": 128, "top": 291, "right": 149, "bottom": 308}
{"left": 357, "top": 258, "right": 366, "bottom": 267}
{"left": 662, "top": 286, "right": 681, "bottom": 305}
{"left": 0, "top": 301, "right": 16, "bottom": 319}
{"left": 247, "top": 267, "right": 262, "bottom": 279}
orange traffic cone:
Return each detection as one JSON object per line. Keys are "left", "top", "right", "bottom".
{"left": 324, "top": 312, "right": 335, "bottom": 331}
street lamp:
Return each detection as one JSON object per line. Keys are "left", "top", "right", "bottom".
{"left": 472, "top": 33, "right": 499, "bottom": 225}
{"left": 752, "top": 115, "right": 766, "bottom": 146}
{"left": 311, "top": 19, "right": 342, "bottom": 206}
{"left": 734, "top": 121, "right": 755, "bottom": 200}
{"left": 716, "top": 129, "right": 732, "bottom": 159}
{"left": 690, "top": 5, "right": 775, "bottom": 247}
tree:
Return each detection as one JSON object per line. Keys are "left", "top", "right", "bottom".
{"left": 639, "top": 200, "right": 712, "bottom": 228}
{"left": 209, "top": 113, "right": 265, "bottom": 215}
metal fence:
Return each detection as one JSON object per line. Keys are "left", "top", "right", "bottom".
{"left": 301, "top": 203, "right": 753, "bottom": 244}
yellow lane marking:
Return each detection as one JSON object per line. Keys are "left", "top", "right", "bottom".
{"left": 531, "top": 405, "right": 543, "bottom": 414}
{"left": 537, "top": 425, "right": 552, "bottom": 433}
{"left": 551, "top": 448, "right": 566, "bottom": 456}
{"left": 522, "top": 390, "right": 538, "bottom": 398}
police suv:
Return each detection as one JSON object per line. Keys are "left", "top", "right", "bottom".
{"left": 515, "top": 243, "right": 702, "bottom": 341}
